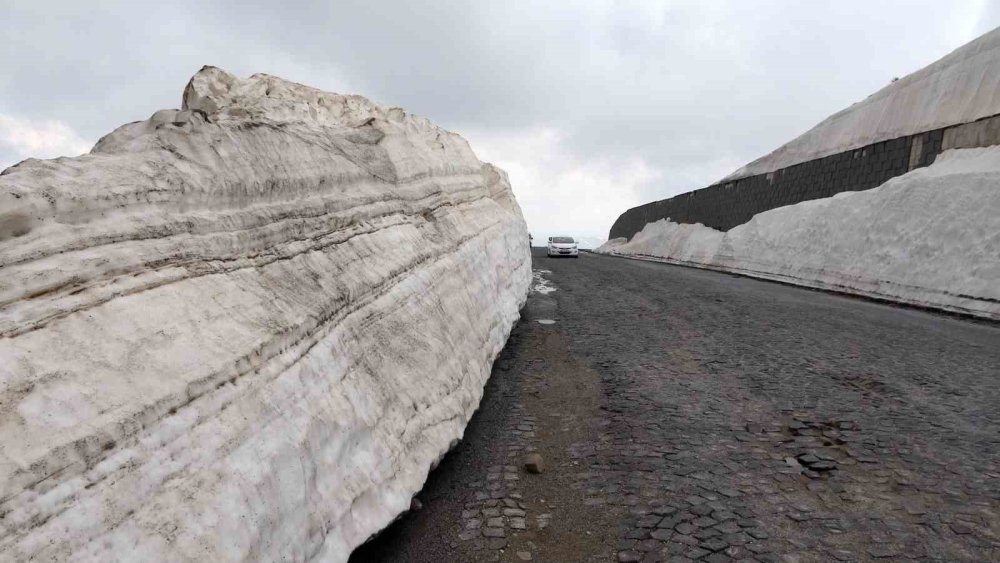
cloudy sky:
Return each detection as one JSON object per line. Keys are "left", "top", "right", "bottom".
{"left": 2, "top": 1, "right": 999, "bottom": 242}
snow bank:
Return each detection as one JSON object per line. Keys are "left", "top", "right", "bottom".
{"left": 531, "top": 269, "right": 557, "bottom": 294}
{"left": 0, "top": 67, "right": 531, "bottom": 561}
{"left": 723, "top": 28, "right": 1000, "bottom": 181}
{"left": 597, "top": 147, "right": 1000, "bottom": 319}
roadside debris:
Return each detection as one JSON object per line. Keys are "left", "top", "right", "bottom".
{"left": 524, "top": 453, "right": 545, "bottom": 474}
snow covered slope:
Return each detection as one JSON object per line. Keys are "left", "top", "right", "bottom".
{"left": 575, "top": 236, "right": 607, "bottom": 250}
{"left": 597, "top": 147, "right": 1000, "bottom": 319}
{"left": 724, "top": 27, "right": 1000, "bottom": 181}
{"left": 0, "top": 67, "right": 531, "bottom": 561}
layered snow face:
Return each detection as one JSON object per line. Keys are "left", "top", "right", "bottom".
{"left": 0, "top": 67, "right": 531, "bottom": 561}
{"left": 597, "top": 147, "right": 1000, "bottom": 319}
{"left": 724, "top": 28, "right": 1000, "bottom": 181}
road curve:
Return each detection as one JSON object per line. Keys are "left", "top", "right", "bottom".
{"left": 352, "top": 248, "right": 1000, "bottom": 562}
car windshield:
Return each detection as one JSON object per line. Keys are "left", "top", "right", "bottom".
{"left": 551, "top": 237, "right": 575, "bottom": 243}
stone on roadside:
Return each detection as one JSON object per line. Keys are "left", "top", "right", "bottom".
{"left": 483, "top": 527, "right": 505, "bottom": 538}
{"left": 525, "top": 453, "right": 545, "bottom": 474}
{"left": 487, "top": 537, "right": 508, "bottom": 550}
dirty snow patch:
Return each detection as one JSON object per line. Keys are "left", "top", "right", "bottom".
{"left": 532, "top": 269, "right": 557, "bottom": 294}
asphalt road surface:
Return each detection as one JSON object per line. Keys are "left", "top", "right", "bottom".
{"left": 351, "top": 248, "right": 1000, "bottom": 562}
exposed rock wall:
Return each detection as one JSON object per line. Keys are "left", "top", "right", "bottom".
{"left": 608, "top": 126, "right": 941, "bottom": 238}
{"left": 0, "top": 67, "right": 531, "bottom": 561}
{"left": 610, "top": 112, "right": 1000, "bottom": 240}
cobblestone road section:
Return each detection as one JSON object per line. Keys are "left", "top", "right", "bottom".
{"left": 353, "top": 249, "right": 1000, "bottom": 562}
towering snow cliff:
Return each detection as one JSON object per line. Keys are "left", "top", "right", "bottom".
{"left": 0, "top": 67, "right": 531, "bottom": 561}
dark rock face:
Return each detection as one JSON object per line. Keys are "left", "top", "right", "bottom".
{"left": 610, "top": 111, "right": 1000, "bottom": 241}
{"left": 609, "top": 126, "right": 950, "bottom": 240}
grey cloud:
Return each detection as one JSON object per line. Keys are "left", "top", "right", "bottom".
{"left": 0, "top": 144, "right": 21, "bottom": 170}
{"left": 2, "top": 1, "right": 999, "bottom": 224}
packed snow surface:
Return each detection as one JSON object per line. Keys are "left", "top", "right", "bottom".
{"left": 597, "top": 147, "right": 1000, "bottom": 319}
{"left": 0, "top": 66, "right": 531, "bottom": 561}
{"left": 723, "top": 28, "right": 1000, "bottom": 181}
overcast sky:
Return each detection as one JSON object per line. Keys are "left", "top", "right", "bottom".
{"left": 2, "top": 1, "right": 999, "bottom": 242}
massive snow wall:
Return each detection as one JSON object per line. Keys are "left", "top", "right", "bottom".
{"left": 0, "top": 67, "right": 531, "bottom": 561}
{"left": 610, "top": 27, "right": 1000, "bottom": 240}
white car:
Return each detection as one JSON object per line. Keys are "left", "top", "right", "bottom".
{"left": 547, "top": 236, "right": 579, "bottom": 258}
